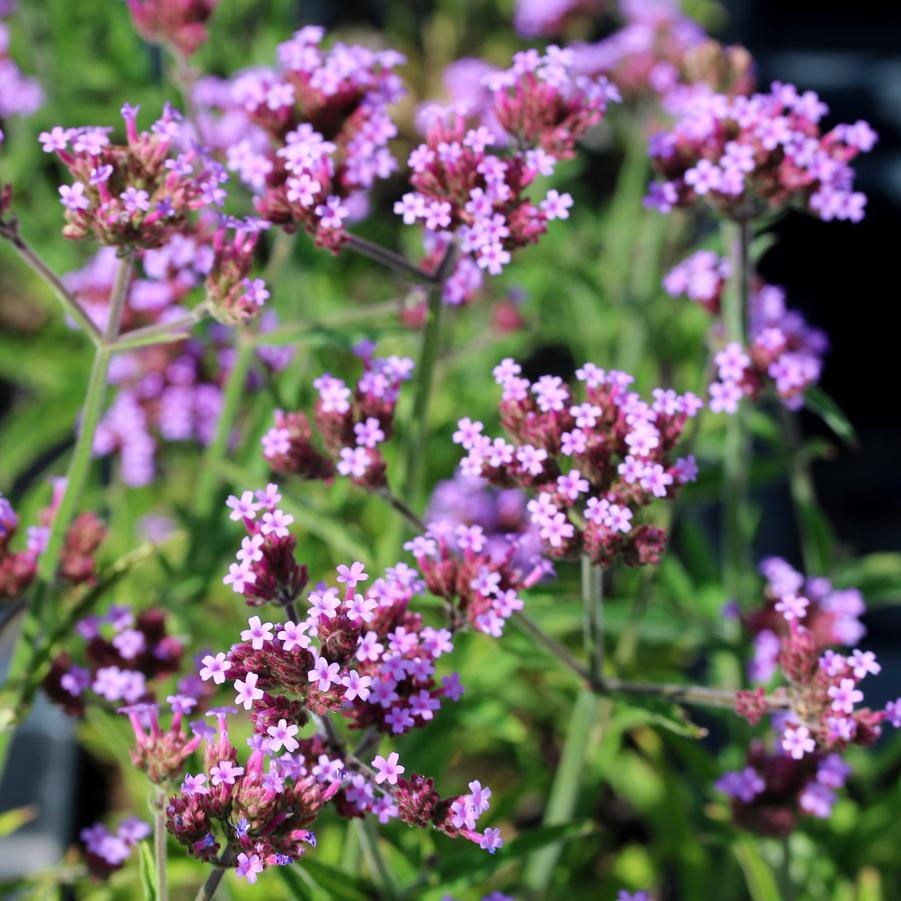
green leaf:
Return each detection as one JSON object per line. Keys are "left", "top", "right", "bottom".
{"left": 805, "top": 386, "right": 857, "bottom": 447}
{"left": 614, "top": 696, "right": 709, "bottom": 739}
{"left": 137, "top": 840, "right": 158, "bottom": 901}
{"left": 733, "top": 838, "right": 781, "bottom": 901}
{"left": 0, "top": 805, "right": 37, "bottom": 837}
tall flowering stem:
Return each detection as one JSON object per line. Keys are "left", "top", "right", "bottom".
{"left": 721, "top": 220, "right": 753, "bottom": 603}
{"left": 154, "top": 789, "right": 169, "bottom": 901}
{"left": 194, "top": 328, "right": 254, "bottom": 517}
{"left": 582, "top": 556, "right": 603, "bottom": 685}
{"left": 401, "top": 246, "right": 457, "bottom": 503}
{"left": 37, "top": 255, "right": 133, "bottom": 586}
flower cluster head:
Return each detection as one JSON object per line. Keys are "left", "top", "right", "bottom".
{"left": 401, "top": 46, "right": 618, "bottom": 305}
{"left": 80, "top": 816, "right": 150, "bottom": 880}
{"left": 221, "top": 27, "right": 404, "bottom": 252}
{"left": 204, "top": 216, "right": 271, "bottom": 324}
{"left": 261, "top": 345, "right": 414, "bottom": 490}
{"left": 716, "top": 742, "right": 853, "bottom": 836}
{"left": 127, "top": 0, "right": 219, "bottom": 56}
{"left": 646, "top": 82, "right": 877, "bottom": 222}
{"left": 43, "top": 602, "right": 183, "bottom": 717}
{"left": 0, "top": 6, "right": 43, "bottom": 120}
{"left": 218, "top": 514, "right": 462, "bottom": 739}
{"left": 121, "top": 695, "right": 206, "bottom": 784}
{"left": 454, "top": 359, "right": 701, "bottom": 567}
{"left": 404, "top": 517, "right": 550, "bottom": 638}
{"left": 720, "top": 559, "right": 893, "bottom": 836}
{"left": 222, "top": 484, "right": 309, "bottom": 607}
{"left": 1, "top": 481, "right": 106, "bottom": 599}
{"left": 43, "top": 101, "right": 227, "bottom": 248}
{"left": 664, "top": 254, "right": 828, "bottom": 411}
{"left": 742, "top": 558, "right": 867, "bottom": 684}
{"left": 514, "top": 0, "right": 604, "bottom": 39}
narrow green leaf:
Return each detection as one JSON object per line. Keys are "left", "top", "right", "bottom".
{"left": 805, "top": 386, "right": 857, "bottom": 447}
{"left": 0, "top": 804, "right": 37, "bottom": 837}
{"left": 137, "top": 840, "right": 158, "bottom": 901}
{"left": 615, "top": 696, "right": 709, "bottom": 739}
{"left": 733, "top": 838, "right": 781, "bottom": 901}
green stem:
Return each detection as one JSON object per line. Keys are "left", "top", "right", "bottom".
{"left": 112, "top": 305, "right": 207, "bottom": 351}
{"left": 38, "top": 256, "right": 132, "bottom": 583}
{"left": 345, "top": 232, "right": 439, "bottom": 284}
{"left": 357, "top": 818, "right": 398, "bottom": 900}
{"left": 195, "top": 330, "right": 254, "bottom": 517}
{"left": 154, "top": 792, "right": 169, "bottom": 901}
{"left": 522, "top": 690, "right": 599, "bottom": 892}
{"left": 0, "top": 224, "right": 103, "bottom": 345}
{"left": 581, "top": 556, "right": 603, "bottom": 685}
{"left": 401, "top": 284, "right": 444, "bottom": 504}
{"left": 195, "top": 867, "right": 226, "bottom": 901}
{"left": 721, "top": 219, "right": 753, "bottom": 604}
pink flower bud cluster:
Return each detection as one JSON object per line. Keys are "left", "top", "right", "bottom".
{"left": 80, "top": 816, "right": 150, "bottom": 880}
{"left": 404, "top": 519, "right": 550, "bottom": 638}
{"left": 1, "top": 481, "right": 106, "bottom": 599}
{"left": 43, "top": 101, "right": 227, "bottom": 248}
{"left": 43, "top": 603, "right": 184, "bottom": 717}
{"left": 127, "top": 0, "right": 219, "bottom": 56}
{"left": 220, "top": 27, "right": 404, "bottom": 252}
{"left": 664, "top": 254, "right": 828, "bottom": 411}
{"left": 217, "top": 517, "right": 463, "bottom": 737}
{"left": 400, "top": 46, "right": 617, "bottom": 305}
{"left": 166, "top": 708, "right": 330, "bottom": 878}
{"left": 120, "top": 696, "right": 205, "bottom": 784}
{"left": 454, "top": 359, "right": 701, "bottom": 567}
{"left": 646, "top": 82, "right": 877, "bottom": 222}
{"left": 261, "top": 347, "right": 414, "bottom": 490}
{"left": 0, "top": 8, "right": 43, "bottom": 119}
{"left": 716, "top": 741, "right": 852, "bottom": 836}
{"left": 204, "top": 216, "right": 272, "bottom": 324}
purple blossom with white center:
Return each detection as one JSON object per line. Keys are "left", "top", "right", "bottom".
{"left": 782, "top": 723, "right": 816, "bottom": 760}
{"left": 828, "top": 678, "right": 864, "bottom": 715}
{"left": 774, "top": 593, "right": 809, "bottom": 622}
{"left": 372, "top": 751, "right": 404, "bottom": 785}
{"left": 199, "top": 652, "right": 231, "bottom": 684}
{"left": 341, "top": 670, "right": 372, "bottom": 701}
{"left": 241, "top": 615, "right": 274, "bottom": 650}
{"left": 260, "top": 508, "right": 294, "bottom": 538}
{"left": 210, "top": 759, "right": 245, "bottom": 786}
{"left": 266, "top": 718, "right": 300, "bottom": 753}
{"left": 277, "top": 620, "right": 311, "bottom": 652}
{"left": 234, "top": 672, "right": 264, "bottom": 710}
{"left": 308, "top": 656, "right": 341, "bottom": 692}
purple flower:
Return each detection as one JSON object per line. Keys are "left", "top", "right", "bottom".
{"left": 372, "top": 751, "right": 404, "bottom": 785}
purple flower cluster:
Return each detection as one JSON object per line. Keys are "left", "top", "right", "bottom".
{"left": 401, "top": 46, "right": 617, "bottom": 305}
{"left": 664, "top": 253, "right": 828, "bottom": 411}
{"left": 514, "top": 0, "right": 605, "bottom": 39}
{"left": 81, "top": 816, "right": 150, "bottom": 879}
{"left": 261, "top": 345, "right": 414, "bottom": 489}
{"left": 43, "top": 603, "right": 184, "bottom": 717}
{"left": 218, "top": 27, "right": 404, "bottom": 253}
{"left": 0, "top": 6, "right": 42, "bottom": 120}
{"left": 647, "top": 82, "right": 877, "bottom": 222}
{"left": 454, "top": 359, "right": 700, "bottom": 566}
{"left": 43, "top": 102, "right": 227, "bottom": 248}
{"left": 716, "top": 743, "right": 852, "bottom": 835}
